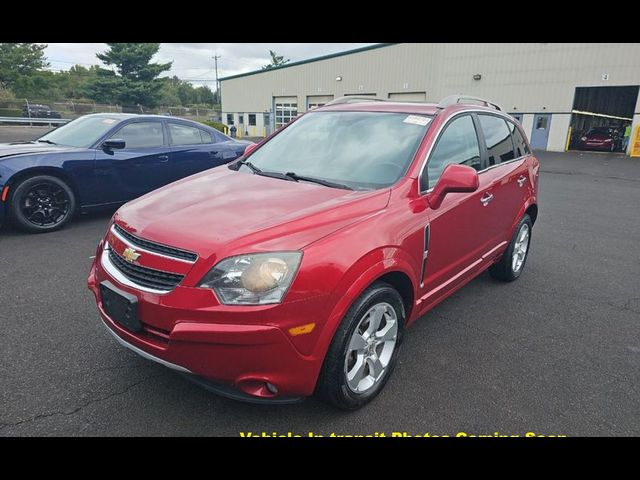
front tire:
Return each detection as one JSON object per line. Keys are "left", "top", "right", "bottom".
{"left": 489, "top": 214, "right": 532, "bottom": 282}
{"left": 9, "top": 175, "right": 76, "bottom": 233}
{"left": 316, "top": 282, "right": 405, "bottom": 410}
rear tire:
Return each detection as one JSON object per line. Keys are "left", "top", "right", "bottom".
{"left": 489, "top": 214, "right": 532, "bottom": 282}
{"left": 316, "top": 282, "right": 405, "bottom": 410}
{"left": 9, "top": 175, "right": 76, "bottom": 233}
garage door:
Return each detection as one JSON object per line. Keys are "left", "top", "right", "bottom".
{"left": 388, "top": 92, "right": 427, "bottom": 102}
{"left": 307, "top": 95, "right": 334, "bottom": 110}
{"left": 274, "top": 96, "right": 298, "bottom": 129}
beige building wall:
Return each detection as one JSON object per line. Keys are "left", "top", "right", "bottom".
{"left": 221, "top": 43, "right": 640, "bottom": 148}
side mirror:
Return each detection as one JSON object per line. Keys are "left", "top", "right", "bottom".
{"left": 427, "top": 164, "right": 479, "bottom": 209}
{"left": 244, "top": 143, "right": 258, "bottom": 156}
{"left": 102, "top": 139, "right": 126, "bottom": 150}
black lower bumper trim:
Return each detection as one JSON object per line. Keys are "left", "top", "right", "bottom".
{"left": 178, "top": 373, "right": 304, "bottom": 405}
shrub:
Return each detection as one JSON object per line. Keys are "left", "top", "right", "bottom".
{"left": 199, "top": 120, "right": 228, "bottom": 134}
{"left": 0, "top": 108, "right": 22, "bottom": 117}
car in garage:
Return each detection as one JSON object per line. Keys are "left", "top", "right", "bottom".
{"left": 578, "top": 126, "right": 621, "bottom": 152}
{"left": 88, "top": 95, "right": 539, "bottom": 410}
{"left": 0, "top": 113, "right": 251, "bottom": 232}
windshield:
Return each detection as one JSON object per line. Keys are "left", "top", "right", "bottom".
{"left": 242, "top": 111, "right": 432, "bottom": 190}
{"left": 588, "top": 127, "right": 612, "bottom": 136}
{"left": 38, "top": 115, "right": 121, "bottom": 148}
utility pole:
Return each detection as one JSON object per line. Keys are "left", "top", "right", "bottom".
{"left": 212, "top": 53, "right": 221, "bottom": 105}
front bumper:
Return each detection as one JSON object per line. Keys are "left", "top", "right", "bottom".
{"left": 88, "top": 252, "right": 332, "bottom": 400}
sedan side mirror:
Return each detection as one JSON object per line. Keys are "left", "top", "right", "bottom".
{"left": 244, "top": 143, "right": 258, "bottom": 156}
{"left": 102, "top": 139, "right": 126, "bottom": 150}
{"left": 427, "top": 164, "right": 479, "bottom": 209}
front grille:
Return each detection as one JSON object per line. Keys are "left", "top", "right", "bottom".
{"left": 108, "top": 248, "right": 184, "bottom": 291}
{"left": 113, "top": 224, "right": 197, "bottom": 262}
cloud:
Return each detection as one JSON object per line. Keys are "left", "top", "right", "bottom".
{"left": 45, "top": 43, "right": 375, "bottom": 86}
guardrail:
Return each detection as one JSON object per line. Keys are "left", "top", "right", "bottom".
{"left": 0, "top": 116, "right": 71, "bottom": 126}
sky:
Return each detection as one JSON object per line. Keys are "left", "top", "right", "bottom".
{"left": 44, "top": 43, "right": 376, "bottom": 87}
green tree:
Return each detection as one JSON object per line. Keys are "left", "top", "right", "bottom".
{"left": 83, "top": 68, "right": 122, "bottom": 104}
{"left": 262, "top": 50, "right": 290, "bottom": 70}
{"left": 94, "top": 43, "right": 172, "bottom": 108}
{"left": 194, "top": 85, "right": 215, "bottom": 105}
{"left": 0, "top": 43, "right": 49, "bottom": 91}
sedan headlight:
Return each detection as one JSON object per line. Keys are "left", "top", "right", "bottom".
{"left": 198, "top": 252, "right": 302, "bottom": 305}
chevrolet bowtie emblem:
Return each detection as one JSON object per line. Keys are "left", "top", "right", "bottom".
{"left": 122, "top": 247, "right": 141, "bottom": 263}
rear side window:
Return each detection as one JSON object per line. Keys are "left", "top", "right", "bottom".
{"left": 424, "top": 114, "right": 481, "bottom": 190}
{"left": 478, "top": 115, "right": 516, "bottom": 166}
{"left": 111, "top": 122, "right": 165, "bottom": 149}
{"left": 169, "top": 123, "right": 205, "bottom": 145}
{"left": 508, "top": 121, "right": 531, "bottom": 157}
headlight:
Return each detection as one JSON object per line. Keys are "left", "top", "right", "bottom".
{"left": 198, "top": 252, "right": 302, "bottom": 305}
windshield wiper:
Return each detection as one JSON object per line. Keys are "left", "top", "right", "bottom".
{"left": 284, "top": 172, "right": 353, "bottom": 190}
{"left": 236, "top": 159, "right": 296, "bottom": 182}
{"left": 37, "top": 139, "right": 57, "bottom": 145}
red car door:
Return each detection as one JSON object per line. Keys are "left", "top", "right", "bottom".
{"left": 417, "top": 114, "right": 499, "bottom": 312}
{"left": 476, "top": 114, "right": 530, "bottom": 246}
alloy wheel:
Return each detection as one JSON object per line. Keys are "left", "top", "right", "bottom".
{"left": 512, "top": 223, "right": 530, "bottom": 273}
{"left": 344, "top": 302, "right": 398, "bottom": 394}
{"left": 20, "top": 182, "right": 71, "bottom": 228}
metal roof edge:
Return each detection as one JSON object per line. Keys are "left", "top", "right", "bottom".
{"left": 219, "top": 43, "right": 398, "bottom": 82}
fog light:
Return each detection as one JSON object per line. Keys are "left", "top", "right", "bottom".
{"left": 266, "top": 382, "right": 278, "bottom": 394}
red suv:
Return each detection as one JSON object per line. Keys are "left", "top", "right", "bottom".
{"left": 88, "top": 95, "right": 539, "bottom": 409}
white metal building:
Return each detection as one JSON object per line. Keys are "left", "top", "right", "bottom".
{"left": 220, "top": 43, "right": 640, "bottom": 153}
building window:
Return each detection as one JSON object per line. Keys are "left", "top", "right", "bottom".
{"left": 226, "top": 113, "right": 234, "bottom": 125}
{"left": 307, "top": 103, "right": 326, "bottom": 110}
{"left": 238, "top": 114, "right": 244, "bottom": 125}
{"left": 275, "top": 102, "right": 298, "bottom": 128}
{"left": 248, "top": 114, "right": 256, "bottom": 126}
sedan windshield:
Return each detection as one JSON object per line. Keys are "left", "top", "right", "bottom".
{"left": 38, "top": 115, "right": 122, "bottom": 148}
{"left": 241, "top": 111, "right": 432, "bottom": 190}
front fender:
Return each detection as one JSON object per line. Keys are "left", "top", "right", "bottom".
{"left": 311, "top": 247, "right": 419, "bottom": 362}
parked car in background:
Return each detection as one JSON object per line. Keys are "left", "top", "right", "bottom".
{"left": 0, "top": 113, "right": 251, "bottom": 232}
{"left": 88, "top": 95, "right": 539, "bottom": 409}
{"left": 578, "top": 126, "right": 621, "bottom": 152}
{"left": 22, "top": 104, "right": 62, "bottom": 119}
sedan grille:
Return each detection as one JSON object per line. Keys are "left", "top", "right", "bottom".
{"left": 108, "top": 248, "right": 184, "bottom": 291}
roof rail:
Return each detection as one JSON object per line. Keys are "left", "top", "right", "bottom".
{"left": 324, "top": 96, "right": 387, "bottom": 106}
{"left": 437, "top": 95, "right": 502, "bottom": 111}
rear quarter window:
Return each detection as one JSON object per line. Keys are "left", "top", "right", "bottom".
{"left": 508, "top": 121, "right": 531, "bottom": 157}
{"left": 478, "top": 114, "right": 516, "bottom": 166}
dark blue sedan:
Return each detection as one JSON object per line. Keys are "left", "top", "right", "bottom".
{"left": 0, "top": 114, "right": 251, "bottom": 232}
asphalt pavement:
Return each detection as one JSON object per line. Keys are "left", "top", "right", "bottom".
{"left": 1, "top": 126, "right": 639, "bottom": 436}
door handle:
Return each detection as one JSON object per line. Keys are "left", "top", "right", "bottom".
{"left": 517, "top": 175, "right": 527, "bottom": 187}
{"left": 158, "top": 155, "right": 169, "bottom": 163}
{"left": 480, "top": 193, "right": 494, "bottom": 206}
{"left": 208, "top": 151, "right": 219, "bottom": 156}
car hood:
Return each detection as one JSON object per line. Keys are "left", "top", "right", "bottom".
{"left": 0, "top": 142, "right": 82, "bottom": 159}
{"left": 584, "top": 134, "right": 610, "bottom": 141}
{"left": 114, "top": 166, "right": 390, "bottom": 261}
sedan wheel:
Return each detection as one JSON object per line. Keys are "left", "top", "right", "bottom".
{"left": 10, "top": 175, "right": 76, "bottom": 233}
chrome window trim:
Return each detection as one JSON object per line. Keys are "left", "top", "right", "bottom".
{"left": 101, "top": 244, "right": 173, "bottom": 295}
{"left": 110, "top": 225, "right": 197, "bottom": 264}
{"left": 418, "top": 109, "right": 530, "bottom": 195}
